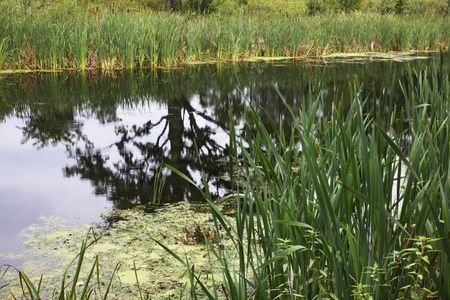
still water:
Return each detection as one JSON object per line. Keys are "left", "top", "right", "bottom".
{"left": 0, "top": 55, "right": 438, "bottom": 265}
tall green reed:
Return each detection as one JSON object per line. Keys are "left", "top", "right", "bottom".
{"left": 0, "top": 37, "right": 11, "bottom": 68}
{"left": 161, "top": 55, "right": 450, "bottom": 299}
{"left": 152, "top": 163, "right": 168, "bottom": 204}
{"left": 1, "top": 5, "right": 449, "bottom": 71}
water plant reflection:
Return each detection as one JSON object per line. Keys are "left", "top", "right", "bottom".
{"left": 0, "top": 57, "right": 441, "bottom": 210}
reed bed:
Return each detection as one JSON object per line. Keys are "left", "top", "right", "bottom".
{"left": 0, "top": 6, "right": 449, "bottom": 71}
{"left": 167, "top": 55, "right": 450, "bottom": 298}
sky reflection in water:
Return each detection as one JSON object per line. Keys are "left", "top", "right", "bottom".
{"left": 0, "top": 57, "right": 439, "bottom": 265}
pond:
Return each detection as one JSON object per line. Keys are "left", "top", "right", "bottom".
{"left": 0, "top": 53, "right": 440, "bottom": 267}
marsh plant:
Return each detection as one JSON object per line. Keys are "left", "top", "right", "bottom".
{"left": 1, "top": 0, "right": 449, "bottom": 71}
{"left": 153, "top": 163, "right": 168, "bottom": 205}
{"left": 0, "top": 228, "right": 118, "bottom": 299}
{"left": 164, "top": 54, "right": 450, "bottom": 298}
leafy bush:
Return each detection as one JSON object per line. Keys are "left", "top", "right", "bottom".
{"left": 306, "top": 0, "right": 327, "bottom": 15}
{"left": 337, "top": 0, "right": 363, "bottom": 11}
{"left": 379, "top": 0, "right": 408, "bottom": 14}
{"left": 185, "top": 0, "right": 217, "bottom": 13}
{"left": 405, "top": 0, "right": 448, "bottom": 14}
{"left": 310, "top": 0, "right": 362, "bottom": 13}
{"left": 394, "top": 0, "right": 407, "bottom": 13}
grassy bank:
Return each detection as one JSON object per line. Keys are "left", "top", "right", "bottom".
{"left": 169, "top": 55, "right": 450, "bottom": 298}
{"left": 0, "top": 2, "right": 449, "bottom": 71}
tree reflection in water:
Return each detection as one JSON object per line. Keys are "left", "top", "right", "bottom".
{"left": 63, "top": 95, "right": 229, "bottom": 208}
{"left": 0, "top": 59, "right": 430, "bottom": 208}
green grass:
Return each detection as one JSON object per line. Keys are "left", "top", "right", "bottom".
{"left": 0, "top": 0, "right": 449, "bottom": 71}
{"left": 163, "top": 53, "right": 450, "bottom": 298}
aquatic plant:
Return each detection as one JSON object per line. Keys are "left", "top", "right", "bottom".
{"left": 0, "top": 1, "right": 449, "bottom": 71}
{"left": 162, "top": 54, "right": 450, "bottom": 298}
{"left": 1, "top": 228, "right": 119, "bottom": 299}
{"left": 0, "top": 37, "right": 11, "bottom": 69}
{"left": 153, "top": 163, "right": 168, "bottom": 204}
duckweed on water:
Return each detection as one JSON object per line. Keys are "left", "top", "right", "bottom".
{"left": 0, "top": 203, "right": 237, "bottom": 299}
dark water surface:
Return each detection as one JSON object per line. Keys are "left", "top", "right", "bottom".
{"left": 0, "top": 56, "right": 439, "bottom": 265}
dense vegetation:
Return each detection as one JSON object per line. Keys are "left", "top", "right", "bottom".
{"left": 170, "top": 53, "right": 450, "bottom": 299}
{"left": 1, "top": 0, "right": 449, "bottom": 297}
{"left": 0, "top": 0, "right": 449, "bottom": 71}
{"left": 2, "top": 54, "right": 448, "bottom": 299}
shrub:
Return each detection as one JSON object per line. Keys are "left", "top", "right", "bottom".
{"left": 306, "top": 0, "right": 327, "bottom": 14}
{"left": 379, "top": 0, "right": 409, "bottom": 14}
{"left": 185, "top": 0, "right": 217, "bottom": 13}
{"left": 337, "top": 0, "right": 363, "bottom": 11}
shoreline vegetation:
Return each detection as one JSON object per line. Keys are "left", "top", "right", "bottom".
{"left": 169, "top": 53, "right": 450, "bottom": 299}
{"left": 1, "top": 52, "right": 448, "bottom": 299}
{"left": 1, "top": 0, "right": 449, "bottom": 297}
{"left": 0, "top": 0, "right": 449, "bottom": 72}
